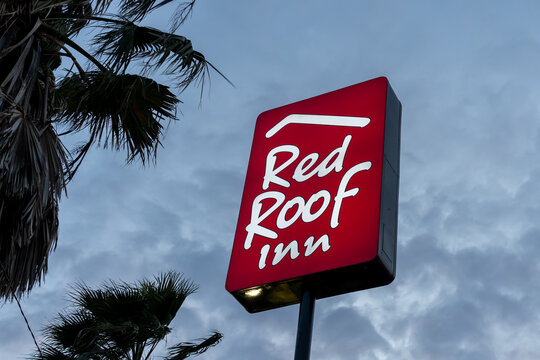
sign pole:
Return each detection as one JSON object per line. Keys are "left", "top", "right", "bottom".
{"left": 294, "top": 288, "right": 315, "bottom": 360}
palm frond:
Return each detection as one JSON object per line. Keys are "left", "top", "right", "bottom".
{"left": 28, "top": 344, "right": 72, "bottom": 360}
{"left": 0, "top": 105, "right": 67, "bottom": 298}
{"left": 32, "top": 272, "right": 220, "bottom": 359}
{"left": 165, "top": 332, "right": 223, "bottom": 360}
{"left": 119, "top": 0, "right": 196, "bottom": 22}
{"left": 93, "top": 21, "right": 210, "bottom": 90}
{"left": 0, "top": 1, "right": 28, "bottom": 13}
{"left": 40, "top": 22, "right": 109, "bottom": 72}
{"left": 0, "top": 191, "right": 59, "bottom": 298}
{"left": 67, "top": 282, "right": 149, "bottom": 354}
{"left": 61, "top": 0, "right": 94, "bottom": 36}
{"left": 45, "top": 311, "right": 99, "bottom": 352}
{"left": 139, "top": 271, "right": 198, "bottom": 325}
{"left": 35, "top": 0, "right": 94, "bottom": 37}
{"left": 1, "top": 0, "right": 230, "bottom": 300}
{"left": 168, "top": 1, "right": 196, "bottom": 32}
{"left": 89, "top": 0, "right": 115, "bottom": 14}
{"left": 55, "top": 71, "right": 178, "bottom": 166}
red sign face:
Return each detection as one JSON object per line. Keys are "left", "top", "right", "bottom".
{"left": 226, "top": 77, "right": 401, "bottom": 312}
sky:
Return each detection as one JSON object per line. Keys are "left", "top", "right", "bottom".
{"left": 2, "top": 1, "right": 540, "bottom": 359}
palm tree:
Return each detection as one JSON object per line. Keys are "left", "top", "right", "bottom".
{"left": 0, "top": 0, "right": 228, "bottom": 299}
{"left": 29, "top": 271, "right": 223, "bottom": 360}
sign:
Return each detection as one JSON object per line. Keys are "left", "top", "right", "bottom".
{"left": 226, "top": 77, "right": 402, "bottom": 313}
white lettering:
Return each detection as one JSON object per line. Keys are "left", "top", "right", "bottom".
{"left": 304, "top": 234, "right": 331, "bottom": 256}
{"left": 331, "top": 161, "right": 372, "bottom": 228}
{"left": 302, "top": 190, "right": 331, "bottom": 222}
{"left": 292, "top": 153, "right": 319, "bottom": 182}
{"left": 291, "top": 135, "right": 352, "bottom": 183}
{"left": 272, "top": 241, "right": 300, "bottom": 265}
{"left": 245, "top": 191, "right": 285, "bottom": 249}
{"left": 277, "top": 197, "right": 305, "bottom": 229}
{"left": 247, "top": 132, "right": 375, "bottom": 269}
{"left": 317, "top": 135, "right": 352, "bottom": 177}
{"left": 263, "top": 145, "right": 299, "bottom": 189}
{"left": 259, "top": 244, "right": 271, "bottom": 269}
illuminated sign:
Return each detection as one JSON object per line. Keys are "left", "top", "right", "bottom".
{"left": 226, "top": 77, "right": 402, "bottom": 313}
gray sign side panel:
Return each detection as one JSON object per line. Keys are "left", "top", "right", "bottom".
{"left": 378, "top": 82, "right": 402, "bottom": 276}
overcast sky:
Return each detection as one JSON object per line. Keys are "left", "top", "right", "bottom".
{"left": 2, "top": 1, "right": 540, "bottom": 359}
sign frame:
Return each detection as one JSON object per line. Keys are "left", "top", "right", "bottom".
{"left": 226, "top": 77, "right": 402, "bottom": 313}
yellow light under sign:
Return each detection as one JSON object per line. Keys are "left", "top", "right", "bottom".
{"left": 245, "top": 288, "right": 262, "bottom": 297}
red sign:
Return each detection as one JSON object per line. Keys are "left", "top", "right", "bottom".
{"left": 226, "top": 77, "right": 401, "bottom": 312}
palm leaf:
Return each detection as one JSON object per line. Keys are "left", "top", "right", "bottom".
{"left": 31, "top": 272, "right": 221, "bottom": 359}
{"left": 0, "top": 105, "right": 67, "bottom": 297}
{"left": 45, "top": 311, "right": 99, "bottom": 353}
{"left": 138, "top": 272, "right": 198, "bottom": 326}
{"left": 92, "top": 0, "right": 115, "bottom": 13}
{"left": 1, "top": 0, "right": 230, "bottom": 300}
{"left": 55, "top": 71, "right": 178, "bottom": 166}
{"left": 119, "top": 0, "right": 196, "bottom": 22}
{"left": 29, "top": 344, "right": 73, "bottom": 360}
{"left": 0, "top": 192, "right": 59, "bottom": 298}
{"left": 93, "top": 21, "right": 211, "bottom": 89}
{"left": 35, "top": 0, "right": 94, "bottom": 37}
{"left": 165, "top": 332, "right": 223, "bottom": 360}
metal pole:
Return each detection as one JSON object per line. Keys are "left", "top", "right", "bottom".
{"left": 294, "top": 288, "right": 315, "bottom": 360}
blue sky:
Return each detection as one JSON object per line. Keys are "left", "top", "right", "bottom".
{"left": 2, "top": 1, "right": 540, "bottom": 359}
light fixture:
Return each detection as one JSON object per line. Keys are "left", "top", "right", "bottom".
{"left": 244, "top": 288, "right": 262, "bottom": 297}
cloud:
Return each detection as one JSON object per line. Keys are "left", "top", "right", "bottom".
{"left": 314, "top": 307, "right": 389, "bottom": 360}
